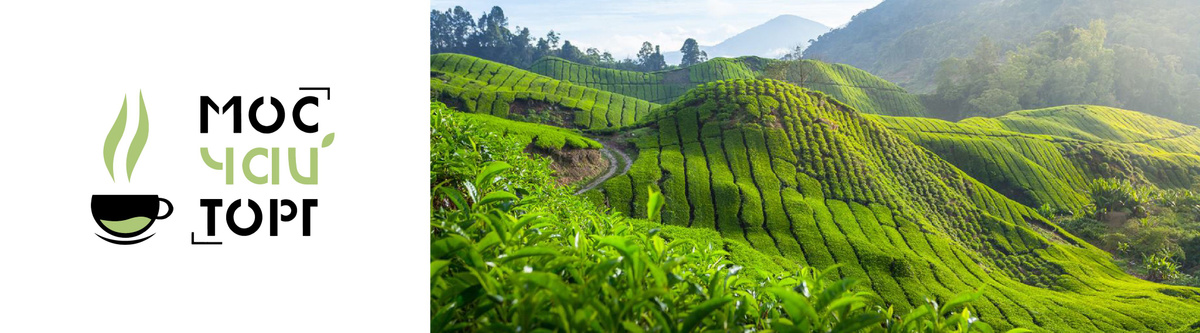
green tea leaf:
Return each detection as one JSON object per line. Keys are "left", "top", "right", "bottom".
{"left": 680, "top": 296, "right": 732, "bottom": 333}
{"left": 321, "top": 132, "right": 335, "bottom": 147}
{"left": 477, "top": 191, "right": 518, "bottom": 207}
{"left": 438, "top": 186, "right": 469, "bottom": 212}
{"left": 501, "top": 246, "right": 558, "bottom": 263}
{"left": 431, "top": 235, "right": 471, "bottom": 259}
{"left": 475, "top": 161, "right": 512, "bottom": 187}
{"left": 431, "top": 260, "right": 450, "bottom": 278}
{"left": 829, "top": 313, "right": 885, "bottom": 333}
{"left": 647, "top": 186, "right": 664, "bottom": 221}
{"left": 621, "top": 321, "right": 646, "bottom": 333}
{"left": 941, "top": 290, "right": 981, "bottom": 316}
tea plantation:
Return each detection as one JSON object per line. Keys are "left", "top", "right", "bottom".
{"left": 430, "top": 52, "right": 1200, "bottom": 332}
{"left": 590, "top": 79, "right": 1200, "bottom": 331}
{"left": 873, "top": 105, "right": 1200, "bottom": 215}
{"left": 431, "top": 53, "right": 657, "bottom": 130}
{"left": 456, "top": 112, "right": 602, "bottom": 150}
{"left": 529, "top": 56, "right": 927, "bottom": 117}
{"left": 432, "top": 101, "right": 1035, "bottom": 332}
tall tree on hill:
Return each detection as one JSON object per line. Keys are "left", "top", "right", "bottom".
{"left": 430, "top": 6, "right": 476, "bottom": 53}
{"left": 471, "top": 6, "right": 511, "bottom": 60}
{"left": 680, "top": 38, "right": 706, "bottom": 67}
{"left": 636, "top": 42, "right": 654, "bottom": 65}
{"left": 533, "top": 31, "right": 560, "bottom": 61}
{"left": 559, "top": 40, "right": 585, "bottom": 63}
{"left": 637, "top": 42, "right": 667, "bottom": 71}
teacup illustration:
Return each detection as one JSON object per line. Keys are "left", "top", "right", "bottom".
{"left": 91, "top": 194, "right": 173, "bottom": 244}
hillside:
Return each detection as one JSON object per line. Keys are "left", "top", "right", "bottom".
{"left": 960, "top": 106, "right": 1200, "bottom": 155}
{"left": 803, "top": 0, "right": 1200, "bottom": 94}
{"left": 529, "top": 56, "right": 927, "bottom": 116}
{"left": 872, "top": 105, "right": 1200, "bottom": 216}
{"left": 662, "top": 14, "right": 830, "bottom": 64}
{"left": 430, "top": 53, "right": 657, "bottom": 130}
{"left": 587, "top": 79, "right": 1200, "bottom": 331}
{"left": 432, "top": 100, "right": 1044, "bottom": 332}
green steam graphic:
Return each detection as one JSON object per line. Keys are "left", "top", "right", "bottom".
{"left": 103, "top": 91, "right": 150, "bottom": 181}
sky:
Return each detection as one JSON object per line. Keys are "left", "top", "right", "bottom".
{"left": 429, "top": 0, "right": 884, "bottom": 58}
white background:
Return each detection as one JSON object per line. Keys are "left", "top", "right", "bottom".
{"left": 0, "top": 1, "right": 427, "bottom": 331}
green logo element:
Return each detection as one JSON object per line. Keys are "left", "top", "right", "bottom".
{"left": 103, "top": 91, "right": 149, "bottom": 181}
{"left": 95, "top": 91, "right": 171, "bottom": 245}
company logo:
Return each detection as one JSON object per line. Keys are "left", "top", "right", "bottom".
{"left": 88, "top": 88, "right": 335, "bottom": 245}
{"left": 93, "top": 92, "right": 173, "bottom": 245}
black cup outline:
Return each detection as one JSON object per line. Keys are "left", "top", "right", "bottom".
{"left": 91, "top": 195, "right": 173, "bottom": 239}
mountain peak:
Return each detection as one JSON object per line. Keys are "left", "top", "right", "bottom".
{"left": 664, "top": 14, "right": 831, "bottom": 64}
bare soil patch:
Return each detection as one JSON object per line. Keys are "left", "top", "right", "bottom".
{"left": 527, "top": 146, "right": 608, "bottom": 187}
{"left": 510, "top": 99, "right": 575, "bottom": 128}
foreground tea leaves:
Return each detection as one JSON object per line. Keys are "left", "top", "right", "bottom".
{"left": 430, "top": 101, "right": 1022, "bottom": 332}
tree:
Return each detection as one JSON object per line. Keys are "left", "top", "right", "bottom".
{"left": 968, "top": 88, "right": 1021, "bottom": 117}
{"left": 430, "top": 9, "right": 450, "bottom": 52}
{"left": 430, "top": 6, "right": 475, "bottom": 53}
{"left": 781, "top": 43, "right": 805, "bottom": 60}
{"left": 636, "top": 42, "right": 655, "bottom": 66}
{"left": 545, "top": 30, "right": 560, "bottom": 50}
{"left": 560, "top": 40, "right": 584, "bottom": 63}
{"left": 429, "top": 6, "right": 658, "bottom": 72}
{"left": 648, "top": 45, "right": 666, "bottom": 71}
{"left": 637, "top": 42, "right": 666, "bottom": 71}
{"left": 680, "top": 38, "right": 704, "bottom": 67}
{"left": 449, "top": 6, "right": 475, "bottom": 51}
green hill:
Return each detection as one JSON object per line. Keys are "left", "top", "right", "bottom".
{"left": 528, "top": 56, "right": 758, "bottom": 104}
{"left": 457, "top": 112, "right": 602, "bottom": 150}
{"left": 529, "top": 56, "right": 928, "bottom": 117}
{"left": 430, "top": 53, "right": 657, "bottom": 130}
{"left": 589, "top": 78, "right": 1200, "bottom": 331}
{"left": 873, "top": 105, "right": 1200, "bottom": 214}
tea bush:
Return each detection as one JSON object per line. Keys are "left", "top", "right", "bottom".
{"left": 432, "top": 53, "right": 655, "bottom": 130}
{"left": 431, "top": 101, "right": 1026, "bottom": 332}
{"left": 457, "top": 112, "right": 601, "bottom": 150}
{"left": 530, "top": 56, "right": 928, "bottom": 117}
{"left": 591, "top": 79, "right": 1200, "bottom": 331}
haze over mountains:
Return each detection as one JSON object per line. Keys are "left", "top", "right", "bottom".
{"left": 803, "top": 0, "right": 1200, "bottom": 93}
{"left": 664, "top": 14, "right": 829, "bottom": 64}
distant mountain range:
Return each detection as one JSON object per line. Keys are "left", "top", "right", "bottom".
{"left": 802, "top": 0, "right": 1200, "bottom": 93}
{"left": 664, "top": 14, "right": 830, "bottom": 64}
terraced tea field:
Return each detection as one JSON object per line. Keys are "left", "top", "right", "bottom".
{"left": 429, "top": 51, "right": 1200, "bottom": 332}
{"left": 873, "top": 105, "right": 1200, "bottom": 214}
{"left": 431, "top": 53, "right": 657, "bottom": 130}
{"left": 589, "top": 79, "right": 1200, "bottom": 331}
{"left": 530, "top": 56, "right": 927, "bottom": 117}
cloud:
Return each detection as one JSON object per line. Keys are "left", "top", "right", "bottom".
{"left": 430, "top": 0, "right": 883, "bottom": 58}
{"left": 705, "top": 0, "right": 738, "bottom": 18}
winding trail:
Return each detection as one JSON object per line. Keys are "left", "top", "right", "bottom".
{"left": 575, "top": 143, "right": 632, "bottom": 195}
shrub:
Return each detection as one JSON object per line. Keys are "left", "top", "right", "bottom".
{"left": 1088, "top": 178, "right": 1146, "bottom": 219}
{"left": 1057, "top": 217, "right": 1106, "bottom": 242}
{"left": 430, "top": 101, "right": 1021, "bottom": 333}
{"left": 1143, "top": 249, "right": 1182, "bottom": 282}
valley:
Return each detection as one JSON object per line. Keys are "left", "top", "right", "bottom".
{"left": 429, "top": 3, "right": 1200, "bottom": 331}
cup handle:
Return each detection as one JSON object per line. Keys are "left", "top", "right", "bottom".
{"left": 158, "top": 197, "right": 174, "bottom": 219}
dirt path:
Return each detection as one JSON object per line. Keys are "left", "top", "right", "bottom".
{"left": 576, "top": 143, "right": 632, "bottom": 195}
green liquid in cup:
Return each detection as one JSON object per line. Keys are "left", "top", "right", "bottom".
{"left": 100, "top": 216, "right": 152, "bottom": 234}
